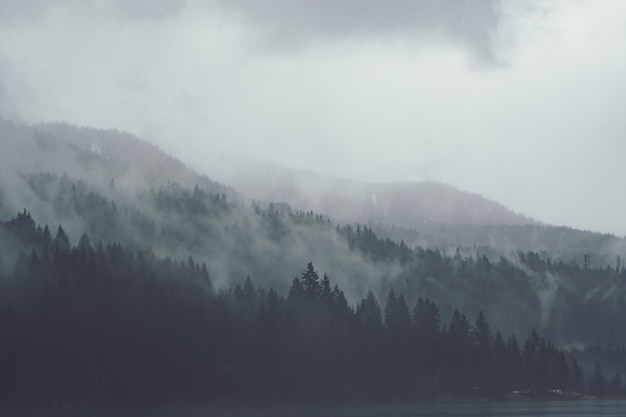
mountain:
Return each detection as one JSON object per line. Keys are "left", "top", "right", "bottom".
{"left": 0, "top": 210, "right": 595, "bottom": 405}
{"left": 215, "top": 158, "right": 534, "bottom": 228}
{"left": 216, "top": 159, "right": 626, "bottom": 265}
{"left": 2, "top": 118, "right": 626, "bottom": 350}
{"left": 0, "top": 118, "right": 237, "bottom": 238}
{"left": 0, "top": 118, "right": 232, "bottom": 198}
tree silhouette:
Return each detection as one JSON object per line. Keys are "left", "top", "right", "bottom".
{"left": 0, "top": 211, "right": 615, "bottom": 406}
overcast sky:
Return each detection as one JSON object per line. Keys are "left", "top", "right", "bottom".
{"left": 1, "top": 0, "right": 625, "bottom": 235}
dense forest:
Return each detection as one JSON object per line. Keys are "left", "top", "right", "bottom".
{"left": 0, "top": 210, "right": 622, "bottom": 406}
{"left": 2, "top": 122, "right": 626, "bottom": 406}
{"left": 4, "top": 173, "right": 626, "bottom": 348}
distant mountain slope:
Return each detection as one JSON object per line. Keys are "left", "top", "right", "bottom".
{"left": 2, "top": 118, "right": 622, "bottom": 262}
{"left": 217, "top": 160, "right": 626, "bottom": 264}
{"left": 2, "top": 119, "right": 626, "bottom": 349}
{"left": 216, "top": 159, "right": 534, "bottom": 228}
{"left": 0, "top": 118, "right": 232, "bottom": 196}
{"left": 3, "top": 175, "right": 626, "bottom": 349}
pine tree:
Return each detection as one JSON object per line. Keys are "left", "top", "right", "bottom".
{"left": 442, "top": 310, "right": 473, "bottom": 394}
{"left": 321, "top": 273, "right": 332, "bottom": 302}
{"left": 472, "top": 311, "right": 493, "bottom": 393}
{"left": 413, "top": 298, "right": 441, "bottom": 398}
{"left": 301, "top": 261, "right": 321, "bottom": 299}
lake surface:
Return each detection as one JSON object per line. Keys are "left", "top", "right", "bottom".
{"left": 3, "top": 400, "right": 626, "bottom": 417}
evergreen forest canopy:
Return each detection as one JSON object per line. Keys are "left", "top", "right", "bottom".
{"left": 2, "top": 120, "right": 626, "bottom": 405}
{"left": 0, "top": 211, "right": 620, "bottom": 405}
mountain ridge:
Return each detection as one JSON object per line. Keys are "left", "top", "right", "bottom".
{"left": 209, "top": 157, "right": 537, "bottom": 229}
{"left": 2, "top": 119, "right": 626, "bottom": 351}
{"left": 0, "top": 118, "right": 233, "bottom": 196}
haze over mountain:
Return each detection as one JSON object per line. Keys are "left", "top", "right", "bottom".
{"left": 2, "top": 0, "right": 626, "bottom": 408}
{"left": 0, "top": 117, "right": 536, "bottom": 240}
{"left": 217, "top": 158, "right": 535, "bottom": 228}
{"left": 4, "top": 117, "right": 621, "bottom": 261}
{"left": 2, "top": 118, "right": 626, "bottom": 407}
{"left": 2, "top": 119, "right": 626, "bottom": 349}
{"left": 0, "top": 118, "right": 231, "bottom": 196}
{"left": 1, "top": 1, "right": 624, "bottom": 235}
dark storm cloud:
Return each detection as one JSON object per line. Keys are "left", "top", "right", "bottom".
{"left": 217, "top": 0, "right": 500, "bottom": 60}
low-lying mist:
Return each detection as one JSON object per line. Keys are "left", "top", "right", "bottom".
{"left": 2, "top": 119, "right": 626, "bottom": 348}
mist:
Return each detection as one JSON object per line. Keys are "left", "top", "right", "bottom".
{"left": 0, "top": 1, "right": 625, "bottom": 235}
{"left": 5, "top": 2, "right": 626, "bottom": 408}
{"left": 3, "top": 117, "right": 626, "bottom": 407}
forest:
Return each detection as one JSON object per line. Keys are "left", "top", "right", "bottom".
{"left": 0, "top": 210, "right": 621, "bottom": 406}
{"left": 2, "top": 122, "right": 626, "bottom": 406}
{"left": 5, "top": 172, "right": 626, "bottom": 351}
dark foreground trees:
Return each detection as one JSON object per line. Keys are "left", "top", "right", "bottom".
{"left": 0, "top": 212, "right": 616, "bottom": 406}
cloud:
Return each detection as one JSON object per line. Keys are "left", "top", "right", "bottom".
{"left": 0, "top": 0, "right": 502, "bottom": 61}
{"left": 0, "top": 53, "right": 5, "bottom": 98}
{"left": 0, "top": 0, "right": 625, "bottom": 235}
{"left": 216, "top": 0, "right": 501, "bottom": 62}
{"left": 0, "top": 0, "right": 49, "bottom": 22}
{"left": 0, "top": 0, "right": 186, "bottom": 22}
{"left": 0, "top": 52, "right": 22, "bottom": 121}
{"left": 112, "top": 0, "right": 185, "bottom": 20}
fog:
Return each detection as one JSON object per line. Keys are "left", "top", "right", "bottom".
{"left": 1, "top": 1, "right": 625, "bottom": 234}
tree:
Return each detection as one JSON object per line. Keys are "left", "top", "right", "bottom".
{"left": 78, "top": 232, "right": 92, "bottom": 254}
{"left": 588, "top": 362, "right": 608, "bottom": 396}
{"left": 413, "top": 298, "right": 441, "bottom": 398}
{"left": 301, "top": 261, "right": 321, "bottom": 299}
{"left": 384, "top": 289, "right": 411, "bottom": 332}
{"left": 287, "top": 277, "right": 303, "bottom": 305}
{"left": 472, "top": 311, "right": 493, "bottom": 393}
{"left": 492, "top": 331, "right": 508, "bottom": 393}
{"left": 42, "top": 225, "right": 52, "bottom": 261}
{"left": 53, "top": 225, "right": 71, "bottom": 253}
{"left": 522, "top": 329, "right": 547, "bottom": 393}
{"left": 357, "top": 291, "right": 383, "bottom": 333}
{"left": 569, "top": 358, "right": 585, "bottom": 394}
{"left": 610, "top": 373, "right": 623, "bottom": 396}
{"left": 321, "top": 273, "right": 332, "bottom": 302}
{"left": 1, "top": 210, "right": 612, "bottom": 404}
{"left": 413, "top": 298, "right": 441, "bottom": 339}
{"left": 243, "top": 275, "right": 255, "bottom": 303}
{"left": 383, "top": 289, "right": 412, "bottom": 398}
{"left": 355, "top": 290, "right": 384, "bottom": 399}
{"left": 444, "top": 310, "right": 473, "bottom": 394}
{"left": 506, "top": 335, "right": 523, "bottom": 390}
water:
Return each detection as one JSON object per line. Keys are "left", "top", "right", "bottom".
{"left": 2, "top": 400, "right": 626, "bottom": 417}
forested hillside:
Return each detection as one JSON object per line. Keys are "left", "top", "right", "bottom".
{"left": 2, "top": 120, "right": 626, "bottom": 405}
{"left": 0, "top": 212, "right": 618, "bottom": 405}
{"left": 219, "top": 160, "right": 626, "bottom": 265}
{"left": 2, "top": 172, "right": 626, "bottom": 348}
{"left": 218, "top": 160, "right": 534, "bottom": 227}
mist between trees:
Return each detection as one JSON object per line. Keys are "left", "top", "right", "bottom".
{"left": 3, "top": 171, "right": 626, "bottom": 348}
{"left": 0, "top": 209, "right": 623, "bottom": 405}
{"left": 2, "top": 121, "right": 626, "bottom": 405}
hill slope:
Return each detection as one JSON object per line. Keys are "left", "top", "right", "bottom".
{"left": 0, "top": 118, "right": 231, "bottom": 199}
{"left": 1, "top": 119, "right": 626, "bottom": 349}
{"left": 217, "top": 159, "right": 534, "bottom": 227}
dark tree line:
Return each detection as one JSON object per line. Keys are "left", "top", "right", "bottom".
{"left": 0, "top": 211, "right": 619, "bottom": 406}
{"left": 16, "top": 174, "right": 626, "bottom": 348}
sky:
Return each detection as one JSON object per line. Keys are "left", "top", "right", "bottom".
{"left": 0, "top": 0, "right": 625, "bottom": 235}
